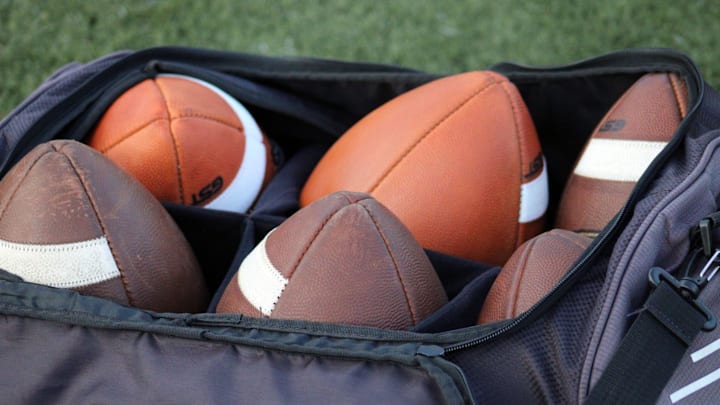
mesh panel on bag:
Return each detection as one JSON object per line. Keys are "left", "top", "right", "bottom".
{"left": 447, "top": 256, "right": 608, "bottom": 404}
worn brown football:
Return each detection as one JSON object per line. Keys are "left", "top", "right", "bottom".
{"left": 216, "top": 191, "right": 448, "bottom": 330}
{"left": 555, "top": 73, "right": 689, "bottom": 237}
{"left": 0, "top": 140, "right": 208, "bottom": 313}
{"left": 478, "top": 229, "right": 592, "bottom": 324}
{"left": 300, "top": 71, "right": 548, "bottom": 265}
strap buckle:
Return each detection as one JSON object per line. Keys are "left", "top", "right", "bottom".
{"left": 649, "top": 266, "right": 717, "bottom": 331}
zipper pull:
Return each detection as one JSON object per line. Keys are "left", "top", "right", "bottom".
{"left": 654, "top": 214, "right": 720, "bottom": 332}
{"left": 690, "top": 211, "right": 720, "bottom": 257}
{"left": 417, "top": 345, "right": 445, "bottom": 357}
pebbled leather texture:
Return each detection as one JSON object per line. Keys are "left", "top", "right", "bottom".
{"left": 300, "top": 71, "right": 546, "bottom": 265}
{"left": 478, "top": 229, "right": 592, "bottom": 324}
{"left": 555, "top": 73, "right": 689, "bottom": 236}
{"left": 0, "top": 140, "right": 209, "bottom": 313}
{"left": 217, "top": 191, "right": 448, "bottom": 330}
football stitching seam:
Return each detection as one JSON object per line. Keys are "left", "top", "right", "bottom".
{"left": 152, "top": 80, "right": 186, "bottom": 204}
{"left": 95, "top": 115, "right": 242, "bottom": 155}
{"left": 58, "top": 144, "right": 136, "bottom": 307}
{"left": 367, "top": 74, "right": 501, "bottom": 194}
{"left": 289, "top": 193, "right": 365, "bottom": 278}
{"left": 0, "top": 147, "right": 51, "bottom": 223}
{"left": 93, "top": 117, "right": 165, "bottom": 153}
{"left": 510, "top": 236, "right": 536, "bottom": 318}
{"left": 238, "top": 230, "right": 288, "bottom": 316}
{"left": 0, "top": 237, "right": 107, "bottom": 252}
{"left": 497, "top": 78, "right": 525, "bottom": 251}
{"left": 668, "top": 73, "right": 687, "bottom": 119}
{"left": 358, "top": 200, "right": 418, "bottom": 326}
{"left": 170, "top": 113, "right": 243, "bottom": 130}
{"left": 257, "top": 247, "right": 289, "bottom": 316}
{"left": 553, "top": 230, "right": 592, "bottom": 251}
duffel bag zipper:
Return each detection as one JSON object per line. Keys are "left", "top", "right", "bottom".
{"left": 441, "top": 220, "right": 609, "bottom": 354}
{"left": 441, "top": 49, "right": 705, "bottom": 355}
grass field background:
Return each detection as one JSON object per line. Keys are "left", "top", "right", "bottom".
{"left": 1, "top": 0, "right": 718, "bottom": 117}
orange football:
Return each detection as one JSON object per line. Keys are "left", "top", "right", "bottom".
{"left": 300, "top": 71, "right": 548, "bottom": 265}
{"left": 87, "top": 74, "right": 277, "bottom": 213}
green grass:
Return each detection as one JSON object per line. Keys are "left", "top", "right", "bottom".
{"left": 1, "top": 0, "right": 718, "bottom": 117}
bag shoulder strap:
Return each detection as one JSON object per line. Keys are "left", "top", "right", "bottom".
{"left": 585, "top": 266, "right": 714, "bottom": 404}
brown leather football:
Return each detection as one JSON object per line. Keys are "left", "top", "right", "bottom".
{"left": 216, "top": 191, "right": 448, "bottom": 330}
{"left": 300, "top": 71, "right": 548, "bottom": 265}
{"left": 555, "top": 73, "right": 689, "bottom": 237}
{"left": 0, "top": 140, "right": 208, "bottom": 313}
{"left": 478, "top": 229, "right": 592, "bottom": 324}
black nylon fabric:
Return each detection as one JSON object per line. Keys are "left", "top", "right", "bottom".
{"left": 446, "top": 254, "right": 609, "bottom": 404}
{"left": 0, "top": 276, "right": 476, "bottom": 404}
{"left": 444, "top": 51, "right": 717, "bottom": 404}
{"left": 0, "top": 315, "right": 448, "bottom": 405}
{"left": 0, "top": 47, "right": 439, "bottom": 178}
{"left": 600, "top": 81, "right": 720, "bottom": 352}
{"left": 0, "top": 51, "right": 129, "bottom": 170}
{"left": 0, "top": 47, "right": 716, "bottom": 405}
{"left": 657, "top": 244, "right": 720, "bottom": 404}
{"left": 581, "top": 81, "right": 720, "bottom": 399}
{"left": 585, "top": 282, "right": 707, "bottom": 405}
